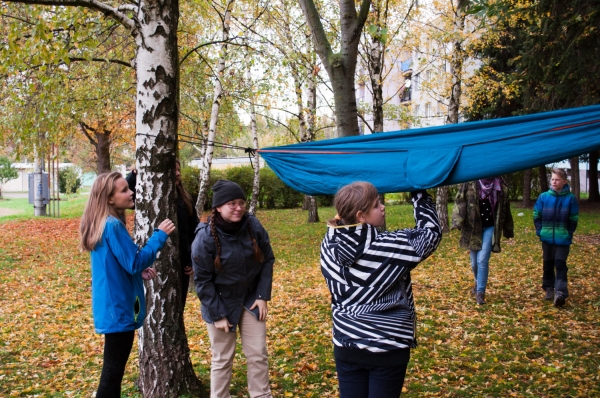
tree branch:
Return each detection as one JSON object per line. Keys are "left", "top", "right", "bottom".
{"left": 298, "top": 0, "right": 334, "bottom": 68}
{"left": 68, "top": 57, "right": 133, "bottom": 69}
{"left": 78, "top": 121, "right": 98, "bottom": 147}
{"left": 2, "top": 0, "right": 135, "bottom": 31}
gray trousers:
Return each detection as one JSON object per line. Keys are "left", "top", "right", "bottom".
{"left": 206, "top": 309, "right": 272, "bottom": 398}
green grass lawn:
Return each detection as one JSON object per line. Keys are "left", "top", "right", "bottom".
{"left": 0, "top": 200, "right": 599, "bottom": 397}
{"left": 0, "top": 192, "right": 89, "bottom": 222}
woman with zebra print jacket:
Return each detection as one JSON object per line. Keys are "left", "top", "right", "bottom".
{"left": 320, "top": 182, "right": 442, "bottom": 397}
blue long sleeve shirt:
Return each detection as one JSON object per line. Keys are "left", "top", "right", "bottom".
{"left": 90, "top": 216, "right": 168, "bottom": 334}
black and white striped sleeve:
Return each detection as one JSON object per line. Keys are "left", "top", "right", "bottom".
{"left": 406, "top": 190, "right": 442, "bottom": 259}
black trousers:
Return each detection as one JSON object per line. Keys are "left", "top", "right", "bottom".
{"left": 336, "top": 359, "right": 408, "bottom": 398}
{"left": 97, "top": 330, "right": 135, "bottom": 398}
{"left": 542, "top": 242, "right": 570, "bottom": 297}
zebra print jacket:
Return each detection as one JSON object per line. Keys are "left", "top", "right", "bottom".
{"left": 320, "top": 191, "right": 441, "bottom": 352}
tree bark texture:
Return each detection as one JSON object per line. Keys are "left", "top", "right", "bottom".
{"left": 522, "top": 168, "right": 532, "bottom": 207}
{"left": 298, "top": 0, "right": 371, "bottom": 137}
{"left": 436, "top": 186, "right": 450, "bottom": 233}
{"left": 307, "top": 195, "right": 319, "bottom": 222}
{"left": 79, "top": 122, "right": 112, "bottom": 174}
{"left": 588, "top": 150, "right": 599, "bottom": 202}
{"left": 366, "top": 33, "right": 384, "bottom": 133}
{"left": 438, "top": 4, "right": 466, "bottom": 231}
{"left": 538, "top": 165, "right": 548, "bottom": 193}
{"left": 132, "top": 0, "right": 202, "bottom": 396}
{"left": 569, "top": 157, "right": 580, "bottom": 199}
{"left": 304, "top": 60, "right": 320, "bottom": 222}
{"left": 248, "top": 71, "right": 260, "bottom": 215}
{"left": 195, "top": 0, "right": 234, "bottom": 214}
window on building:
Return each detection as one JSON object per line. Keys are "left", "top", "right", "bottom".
{"left": 437, "top": 101, "right": 444, "bottom": 116}
{"left": 425, "top": 103, "right": 431, "bottom": 118}
{"left": 414, "top": 104, "right": 420, "bottom": 117}
{"left": 413, "top": 73, "right": 420, "bottom": 91}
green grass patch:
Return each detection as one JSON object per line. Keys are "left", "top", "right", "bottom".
{"left": 0, "top": 192, "right": 90, "bottom": 223}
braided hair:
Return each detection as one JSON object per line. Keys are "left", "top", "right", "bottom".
{"left": 209, "top": 208, "right": 264, "bottom": 270}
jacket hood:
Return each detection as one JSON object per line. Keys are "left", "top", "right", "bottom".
{"left": 324, "top": 223, "right": 372, "bottom": 268}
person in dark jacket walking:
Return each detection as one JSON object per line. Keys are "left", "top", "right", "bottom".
{"left": 533, "top": 168, "right": 579, "bottom": 307}
{"left": 320, "top": 182, "right": 441, "bottom": 398}
{"left": 192, "top": 180, "right": 275, "bottom": 398}
{"left": 79, "top": 172, "right": 175, "bottom": 397}
{"left": 451, "top": 177, "right": 514, "bottom": 305}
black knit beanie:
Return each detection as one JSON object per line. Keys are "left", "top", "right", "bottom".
{"left": 212, "top": 180, "right": 246, "bottom": 208}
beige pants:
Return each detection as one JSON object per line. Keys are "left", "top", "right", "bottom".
{"left": 206, "top": 309, "right": 272, "bottom": 398}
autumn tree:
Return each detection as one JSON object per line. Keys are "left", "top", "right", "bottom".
{"left": 299, "top": 0, "right": 371, "bottom": 137}
{"left": 1, "top": 0, "right": 201, "bottom": 395}
{"left": 466, "top": 0, "right": 600, "bottom": 201}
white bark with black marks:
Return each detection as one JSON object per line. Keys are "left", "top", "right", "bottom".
{"left": 196, "top": 0, "right": 234, "bottom": 214}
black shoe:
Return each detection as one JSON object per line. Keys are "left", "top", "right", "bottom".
{"left": 554, "top": 291, "right": 566, "bottom": 308}
{"left": 544, "top": 287, "right": 554, "bottom": 301}
{"left": 471, "top": 284, "right": 477, "bottom": 297}
{"left": 476, "top": 292, "right": 486, "bottom": 305}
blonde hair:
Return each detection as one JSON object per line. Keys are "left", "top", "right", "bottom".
{"left": 329, "top": 181, "right": 379, "bottom": 225}
{"left": 551, "top": 168, "right": 568, "bottom": 180}
{"left": 79, "top": 172, "right": 127, "bottom": 252}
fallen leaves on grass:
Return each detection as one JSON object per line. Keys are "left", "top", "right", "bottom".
{"left": 1, "top": 205, "right": 600, "bottom": 397}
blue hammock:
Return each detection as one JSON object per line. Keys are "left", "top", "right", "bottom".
{"left": 258, "top": 105, "right": 600, "bottom": 195}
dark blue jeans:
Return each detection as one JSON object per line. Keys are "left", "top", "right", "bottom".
{"left": 336, "top": 358, "right": 408, "bottom": 398}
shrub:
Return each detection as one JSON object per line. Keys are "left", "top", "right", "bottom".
{"left": 181, "top": 165, "right": 304, "bottom": 210}
{"left": 59, "top": 167, "right": 82, "bottom": 194}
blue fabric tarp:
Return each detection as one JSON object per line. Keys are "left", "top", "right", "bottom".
{"left": 258, "top": 105, "right": 600, "bottom": 195}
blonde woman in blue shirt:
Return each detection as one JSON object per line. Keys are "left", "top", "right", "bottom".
{"left": 79, "top": 172, "right": 175, "bottom": 397}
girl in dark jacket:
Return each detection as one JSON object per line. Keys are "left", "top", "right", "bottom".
{"left": 192, "top": 180, "right": 275, "bottom": 398}
{"left": 452, "top": 177, "right": 514, "bottom": 305}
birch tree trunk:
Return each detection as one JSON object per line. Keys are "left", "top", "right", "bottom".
{"left": 588, "top": 151, "right": 599, "bottom": 202}
{"left": 132, "top": 0, "right": 202, "bottom": 395}
{"left": 438, "top": 3, "right": 466, "bottom": 234}
{"left": 304, "top": 59, "right": 319, "bottom": 223}
{"left": 195, "top": 0, "right": 234, "bottom": 213}
{"left": 247, "top": 70, "right": 260, "bottom": 214}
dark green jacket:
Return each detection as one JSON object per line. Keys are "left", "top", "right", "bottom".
{"left": 451, "top": 181, "right": 514, "bottom": 252}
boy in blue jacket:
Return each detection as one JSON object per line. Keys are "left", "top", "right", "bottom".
{"left": 533, "top": 168, "right": 579, "bottom": 307}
